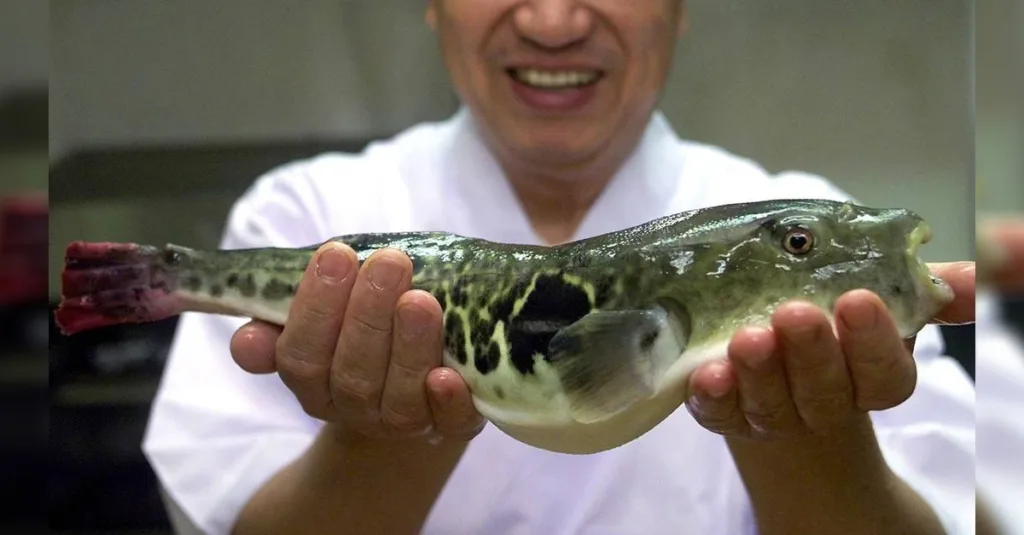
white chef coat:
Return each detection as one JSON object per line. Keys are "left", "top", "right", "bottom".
{"left": 141, "top": 108, "right": 976, "bottom": 535}
{"left": 976, "top": 293, "right": 1024, "bottom": 534}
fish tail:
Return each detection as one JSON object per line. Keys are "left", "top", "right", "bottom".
{"left": 57, "top": 240, "right": 315, "bottom": 336}
{"left": 56, "top": 241, "right": 188, "bottom": 335}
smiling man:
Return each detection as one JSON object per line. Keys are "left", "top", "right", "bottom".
{"left": 141, "top": 2, "right": 976, "bottom": 534}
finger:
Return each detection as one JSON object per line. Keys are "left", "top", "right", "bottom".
{"left": 773, "top": 301, "right": 855, "bottom": 430}
{"left": 230, "top": 320, "right": 282, "bottom": 374}
{"left": 686, "top": 360, "right": 750, "bottom": 437}
{"left": 835, "top": 290, "right": 916, "bottom": 411}
{"left": 981, "top": 219, "right": 1024, "bottom": 293}
{"left": 426, "top": 367, "right": 487, "bottom": 442}
{"left": 331, "top": 249, "right": 413, "bottom": 432}
{"left": 728, "top": 325, "right": 804, "bottom": 439}
{"left": 379, "top": 290, "right": 444, "bottom": 437}
{"left": 928, "top": 262, "right": 976, "bottom": 325}
{"left": 276, "top": 242, "right": 359, "bottom": 420}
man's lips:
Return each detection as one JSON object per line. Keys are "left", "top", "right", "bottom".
{"left": 506, "top": 67, "right": 602, "bottom": 89}
{"left": 506, "top": 67, "right": 603, "bottom": 111}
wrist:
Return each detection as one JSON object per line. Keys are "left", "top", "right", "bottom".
{"left": 317, "top": 420, "right": 468, "bottom": 461}
{"left": 726, "top": 412, "right": 899, "bottom": 503}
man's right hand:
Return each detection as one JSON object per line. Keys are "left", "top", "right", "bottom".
{"left": 980, "top": 218, "right": 1024, "bottom": 294}
{"left": 228, "top": 241, "right": 486, "bottom": 444}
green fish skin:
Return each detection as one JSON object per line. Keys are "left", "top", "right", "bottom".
{"left": 56, "top": 199, "right": 953, "bottom": 455}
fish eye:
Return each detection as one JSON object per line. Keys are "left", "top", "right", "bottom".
{"left": 782, "top": 228, "right": 814, "bottom": 255}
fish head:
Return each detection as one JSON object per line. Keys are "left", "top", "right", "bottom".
{"left": 750, "top": 200, "right": 952, "bottom": 337}
{"left": 664, "top": 200, "right": 954, "bottom": 340}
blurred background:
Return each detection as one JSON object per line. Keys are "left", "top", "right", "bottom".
{"left": 42, "top": 0, "right": 977, "bottom": 533}
{"left": 975, "top": 0, "right": 1024, "bottom": 534}
{"left": 0, "top": 0, "right": 48, "bottom": 534}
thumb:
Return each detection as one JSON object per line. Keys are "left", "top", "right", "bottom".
{"left": 230, "top": 320, "right": 283, "bottom": 374}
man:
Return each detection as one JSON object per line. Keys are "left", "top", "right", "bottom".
{"left": 142, "top": 2, "right": 977, "bottom": 534}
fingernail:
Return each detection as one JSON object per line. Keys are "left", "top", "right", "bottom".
{"left": 315, "top": 245, "right": 351, "bottom": 282}
{"left": 368, "top": 256, "right": 404, "bottom": 290}
{"left": 398, "top": 304, "right": 429, "bottom": 340}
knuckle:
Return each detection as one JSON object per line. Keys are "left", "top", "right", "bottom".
{"left": 857, "top": 378, "right": 916, "bottom": 411}
{"left": 349, "top": 312, "right": 393, "bottom": 338}
{"left": 331, "top": 369, "right": 379, "bottom": 406}
{"left": 741, "top": 398, "right": 794, "bottom": 430}
{"left": 794, "top": 386, "right": 852, "bottom": 414}
{"left": 793, "top": 388, "right": 853, "bottom": 427}
{"left": 276, "top": 351, "right": 328, "bottom": 386}
{"left": 689, "top": 406, "right": 742, "bottom": 434}
{"left": 380, "top": 404, "right": 429, "bottom": 434}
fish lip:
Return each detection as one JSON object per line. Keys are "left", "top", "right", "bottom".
{"left": 907, "top": 222, "right": 954, "bottom": 306}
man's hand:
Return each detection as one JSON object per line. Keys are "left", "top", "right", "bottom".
{"left": 686, "top": 262, "right": 976, "bottom": 439}
{"left": 229, "top": 241, "right": 485, "bottom": 444}
{"left": 979, "top": 218, "right": 1024, "bottom": 294}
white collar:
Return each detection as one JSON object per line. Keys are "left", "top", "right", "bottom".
{"left": 439, "top": 107, "right": 690, "bottom": 244}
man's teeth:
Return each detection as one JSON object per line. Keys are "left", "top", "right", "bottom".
{"left": 512, "top": 69, "right": 600, "bottom": 89}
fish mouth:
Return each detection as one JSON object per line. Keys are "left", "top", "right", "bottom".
{"left": 907, "top": 222, "right": 954, "bottom": 306}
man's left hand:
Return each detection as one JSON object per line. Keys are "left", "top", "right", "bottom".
{"left": 686, "top": 261, "right": 975, "bottom": 440}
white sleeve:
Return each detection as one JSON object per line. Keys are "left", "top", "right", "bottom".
{"left": 975, "top": 295, "right": 1024, "bottom": 534}
{"left": 869, "top": 324, "right": 976, "bottom": 535}
{"left": 774, "top": 169, "right": 977, "bottom": 534}
{"left": 141, "top": 163, "right": 333, "bottom": 535}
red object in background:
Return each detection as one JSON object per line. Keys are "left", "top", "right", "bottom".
{"left": 0, "top": 194, "right": 49, "bottom": 307}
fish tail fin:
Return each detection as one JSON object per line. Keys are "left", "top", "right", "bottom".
{"left": 56, "top": 241, "right": 186, "bottom": 335}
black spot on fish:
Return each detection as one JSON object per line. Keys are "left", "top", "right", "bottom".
{"left": 238, "top": 274, "right": 258, "bottom": 297}
{"left": 226, "top": 273, "right": 239, "bottom": 288}
{"left": 433, "top": 288, "right": 449, "bottom": 313}
{"left": 891, "top": 284, "right": 904, "bottom": 296}
{"left": 476, "top": 342, "right": 501, "bottom": 375}
{"left": 497, "top": 273, "right": 593, "bottom": 375}
{"left": 183, "top": 275, "right": 203, "bottom": 292}
{"left": 450, "top": 281, "right": 467, "bottom": 307}
{"left": 210, "top": 284, "right": 224, "bottom": 297}
{"left": 444, "top": 314, "right": 466, "bottom": 365}
{"left": 261, "top": 278, "right": 294, "bottom": 301}
{"left": 507, "top": 329, "right": 552, "bottom": 376}
{"left": 469, "top": 322, "right": 490, "bottom": 353}
{"left": 516, "top": 274, "right": 591, "bottom": 325}
{"left": 491, "top": 278, "right": 530, "bottom": 321}
{"left": 494, "top": 385, "right": 506, "bottom": 400}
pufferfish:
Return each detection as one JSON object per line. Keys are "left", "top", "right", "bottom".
{"left": 56, "top": 199, "right": 953, "bottom": 455}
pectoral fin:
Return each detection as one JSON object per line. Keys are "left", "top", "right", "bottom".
{"left": 547, "top": 305, "right": 689, "bottom": 424}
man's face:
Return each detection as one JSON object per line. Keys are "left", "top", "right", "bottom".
{"left": 427, "top": 0, "right": 687, "bottom": 174}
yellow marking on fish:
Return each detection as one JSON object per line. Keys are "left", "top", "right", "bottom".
{"left": 491, "top": 320, "right": 509, "bottom": 360}
{"left": 562, "top": 273, "right": 596, "bottom": 308}
{"left": 511, "top": 273, "right": 541, "bottom": 318}
{"left": 457, "top": 307, "right": 474, "bottom": 364}
{"left": 478, "top": 306, "right": 492, "bottom": 322}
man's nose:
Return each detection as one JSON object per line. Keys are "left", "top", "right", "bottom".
{"left": 513, "top": 0, "right": 595, "bottom": 50}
